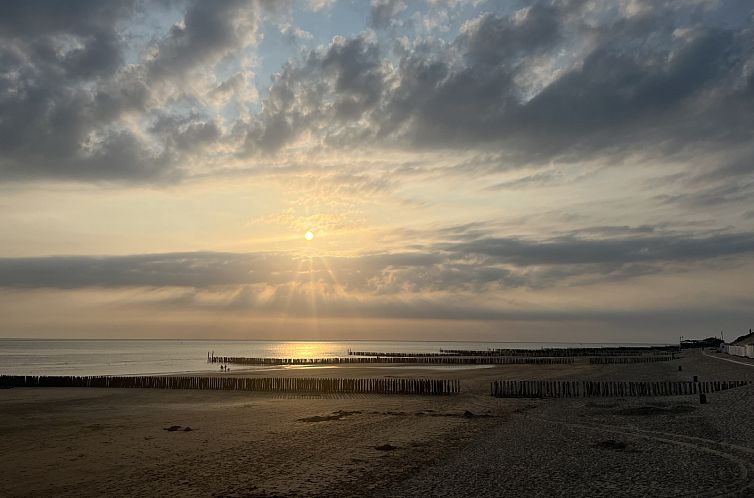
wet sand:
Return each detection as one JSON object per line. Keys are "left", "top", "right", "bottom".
{"left": 2, "top": 349, "right": 754, "bottom": 497}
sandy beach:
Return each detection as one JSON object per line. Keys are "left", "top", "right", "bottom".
{"left": 2, "top": 349, "right": 754, "bottom": 497}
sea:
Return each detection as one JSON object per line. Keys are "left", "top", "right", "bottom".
{"left": 0, "top": 339, "right": 673, "bottom": 376}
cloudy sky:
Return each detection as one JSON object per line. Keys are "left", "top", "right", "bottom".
{"left": 1, "top": 0, "right": 752, "bottom": 342}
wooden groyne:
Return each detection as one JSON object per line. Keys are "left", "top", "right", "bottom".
{"left": 208, "top": 356, "right": 576, "bottom": 365}
{"left": 347, "top": 351, "right": 462, "bottom": 357}
{"left": 0, "top": 375, "right": 460, "bottom": 395}
{"left": 588, "top": 356, "right": 675, "bottom": 364}
{"left": 490, "top": 379, "right": 751, "bottom": 398}
{"left": 441, "top": 347, "right": 677, "bottom": 357}
{"left": 347, "top": 349, "right": 677, "bottom": 358}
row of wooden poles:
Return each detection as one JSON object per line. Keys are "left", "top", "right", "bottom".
{"left": 348, "top": 351, "right": 463, "bottom": 357}
{"left": 209, "top": 356, "right": 577, "bottom": 365}
{"left": 439, "top": 347, "right": 678, "bottom": 357}
{"left": 209, "top": 355, "right": 677, "bottom": 366}
{"left": 490, "top": 379, "right": 752, "bottom": 398}
{"left": 0, "top": 375, "right": 460, "bottom": 395}
{"left": 588, "top": 356, "right": 675, "bottom": 364}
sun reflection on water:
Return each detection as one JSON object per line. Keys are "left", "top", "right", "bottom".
{"left": 272, "top": 342, "right": 341, "bottom": 359}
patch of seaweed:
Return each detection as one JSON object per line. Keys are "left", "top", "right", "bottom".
{"left": 615, "top": 404, "right": 696, "bottom": 416}
{"left": 298, "top": 410, "right": 362, "bottom": 423}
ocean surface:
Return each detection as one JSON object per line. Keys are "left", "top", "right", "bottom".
{"left": 0, "top": 339, "right": 672, "bottom": 376}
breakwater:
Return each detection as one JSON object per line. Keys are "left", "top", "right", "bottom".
{"left": 348, "top": 351, "right": 462, "bottom": 357}
{"left": 441, "top": 347, "right": 677, "bottom": 357}
{"left": 208, "top": 356, "right": 576, "bottom": 365}
{"left": 490, "top": 379, "right": 751, "bottom": 398}
{"left": 588, "top": 356, "right": 676, "bottom": 364}
{"left": 0, "top": 375, "right": 460, "bottom": 395}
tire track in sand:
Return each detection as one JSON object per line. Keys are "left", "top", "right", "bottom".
{"left": 534, "top": 415, "right": 754, "bottom": 497}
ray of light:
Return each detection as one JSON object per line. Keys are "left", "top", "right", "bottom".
{"left": 317, "top": 255, "right": 350, "bottom": 299}
{"left": 308, "top": 255, "right": 320, "bottom": 337}
{"left": 275, "top": 256, "right": 306, "bottom": 333}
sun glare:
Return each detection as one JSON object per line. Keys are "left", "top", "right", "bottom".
{"left": 304, "top": 231, "right": 314, "bottom": 241}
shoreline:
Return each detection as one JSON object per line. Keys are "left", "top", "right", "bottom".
{"left": 0, "top": 363, "right": 500, "bottom": 379}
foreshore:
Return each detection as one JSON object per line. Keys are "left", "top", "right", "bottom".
{"left": 2, "top": 349, "right": 754, "bottom": 497}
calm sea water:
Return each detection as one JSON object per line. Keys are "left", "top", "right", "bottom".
{"left": 0, "top": 339, "right": 672, "bottom": 376}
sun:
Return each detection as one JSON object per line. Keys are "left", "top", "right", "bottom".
{"left": 304, "top": 231, "right": 314, "bottom": 241}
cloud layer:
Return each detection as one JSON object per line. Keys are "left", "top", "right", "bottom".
{"left": 2, "top": 226, "right": 752, "bottom": 293}
{"left": 1, "top": 0, "right": 751, "bottom": 190}
{"left": 1, "top": 0, "right": 753, "bottom": 340}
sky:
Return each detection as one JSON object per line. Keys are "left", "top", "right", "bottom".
{"left": 0, "top": 0, "right": 753, "bottom": 342}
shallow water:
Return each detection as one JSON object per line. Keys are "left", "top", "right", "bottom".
{"left": 0, "top": 339, "right": 671, "bottom": 376}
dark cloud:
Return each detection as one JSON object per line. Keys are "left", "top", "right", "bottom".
{"left": 0, "top": 251, "right": 449, "bottom": 291}
{"left": 242, "top": 1, "right": 754, "bottom": 187}
{"left": 442, "top": 231, "right": 754, "bottom": 266}
{"left": 243, "top": 34, "right": 386, "bottom": 153}
{"left": 369, "top": 0, "right": 406, "bottom": 29}
{"left": 146, "top": 0, "right": 260, "bottom": 81}
{"left": 1, "top": 228, "right": 752, "bottom": 292}
{"left": 0, "top": 0, "right": 265, "bottom": 183}
{"left": 509, "top": 26, "right": 749, "bottom": 163}
{"left": 0, "top": 252, "right": 294, "bottom": 289}
{"left": 0, "top": 1, "right": 161, "bottom": 182}
{"left": 244, "top": 4, "right": 571, "bottom": 152}
{"left": 415, "top": 9, "right": 751, "bottom": 162}
{"left": 0, "top": 0, "right": 752, "bottom": 197}
{"left": 459, "top": 6, "right": 562, "bottom": 67}
{"left": 0, "top": 1, "right": 135, "bottom": 40}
